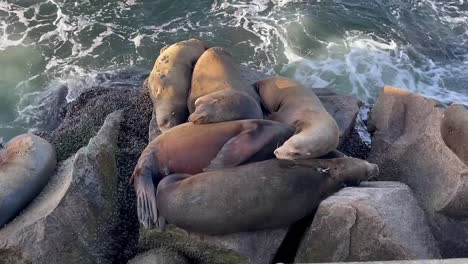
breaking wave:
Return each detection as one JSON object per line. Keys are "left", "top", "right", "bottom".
{"left": 0, "top": 0, "right": 467, "bottom": 139}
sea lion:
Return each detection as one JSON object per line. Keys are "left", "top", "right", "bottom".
{"left": 148, "top": 38, "right": 207, "bottom": 132}
{"left": 441, "top": 103, "right": 468, "bottom": 166}
{"left": 131, "top": 119, "right": 294, "bottom": 227}
{"left": 156, "top": 157, "right": 379, "bottom": 234}
{"left": 188, "top": 47, "right": 260, "bottom": 114}
{"left": 188, "top": 90, "right": 263, "bottom": 124}
{"left": 255, "top": 77, "right": 340, "bottom": 160}
{"left": 0, "top": 134, "right": 56, "bottom": 226}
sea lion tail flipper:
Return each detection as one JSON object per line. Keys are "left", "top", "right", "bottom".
{"left": 132, "top": 165, "right": 160, "bottom": 228}
{"left": 204, "top": 122, "right": 286, "bottom": 171}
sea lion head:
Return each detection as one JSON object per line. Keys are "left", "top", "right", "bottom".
{"left": 155, "top": 100, "right": 188, "bottom": 132}
{"left": 273, "top": 132, "right": 325, "bottom": 160}
{"left": 330, "top": 157, "right": 379, "bottom": 184}
{"left": 274, "top": 114, "right": 339, "bottom": 160}
{"left": 189, "top": 91, "right": 238, "bottom": 124}
{"left": 188, "top": 96, "right": 218, "bottom": 124}
{"left": 189, "top": 90, "right": 262, "bottom": 124}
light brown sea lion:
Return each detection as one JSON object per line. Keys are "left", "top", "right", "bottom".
{"left": 441, "top": 103, "right": 468, "bottom": 166}
{"left": 255, "top": 77, "right": 340, "bottom": 160}
{"left": 155, "top": 157, "right": 379, "bottom": 234}
{"left": 0, "top": 134, "right": 56, "bottom": 226}
{"left": 131, "top": 119, "right": 294, "bottom": 227}
{"left": 148, "top": 38, "right": 207, "bottom": 132}
{"left": 188, "top": 90, "right": 263, "bottom": 124}
{"left": 188, "top": 47, "right": 260, "bottom": 114}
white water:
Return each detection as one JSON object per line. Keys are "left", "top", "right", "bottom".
{"left": 0, "top": 0, "right": 467, "bottom": 140}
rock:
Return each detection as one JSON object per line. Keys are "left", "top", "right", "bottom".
{"left": 39, "top": 86, "right": 152, "bottom": 162}
{"left": 368, "top": 86, "right": 468, "bottom": 215}
{"left": 0, "top": 134, "right": 56, "bottom": 227}
{"left": 37, "top": 84, "right": 153, "bottom": 261}
{"left": 138, "top": 227, "right": 248, "bottom": 264}
{"left": 367, "top": 86, "right": 468, "bottom": 257}
{"left": 190, "top": 228, "right": 288, "bottom": 264}
{"left": 0, "top": 111, "right": 135, "bottom": 263}
{"left": 295, "top": 181, "right": 440, "bottom": 262}
{"left": 320, "top": 94, "right": 362, "bottom": 145}
{"left": 441, "top": 103, "right": 468, "bottom": 166}
{"left": 128, "top": 248, "right": 189, "bottom": 264}
{"left": 337, "top": 124, "right": 370, "bottom": 160}
{"left": 318, "top": 260, "right": 468, "bottom": 264}
{"left": 137, "top": 225, "right": 287, "bottom": 264}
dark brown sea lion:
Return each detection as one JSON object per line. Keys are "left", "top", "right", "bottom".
{"left": 0, "top": 134, "right": 56, "bottom": 226}
{"left": 131, "top": 120, "right": 294, "bottom": 227}
{"left": 255, "top": 77, "right": 339, "bottom": 160}
{"left": 441, "top": 103, "right": 468, "bottom": 166}
{"left": 148, "top": 38, "right": 207, "bottom": 132}
{"left": 188, "top": 90, "right": 263, "bottom": 124}
{"left": 155, "top": 157, "right": 379, "bottom": 234}
{"left": 188, "top": 47, "right": 260, "bottom": 114}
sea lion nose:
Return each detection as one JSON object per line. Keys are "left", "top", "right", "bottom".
{"left": 159, "top": 118, "right": 173, "bottom": 129}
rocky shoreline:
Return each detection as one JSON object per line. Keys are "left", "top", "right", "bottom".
{"left": 1, "top": 67, "right": 467, "bottom": 264}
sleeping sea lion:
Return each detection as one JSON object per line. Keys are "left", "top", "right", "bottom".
{"left": 255, "top": 77, "right": 339, "bottom": 160}
{"left": 188, "top": 47, "right": 260, "bottom": 114}
{"left": 0, "top": 134, "right": 56, "bottom": 226}
{"left": 156, "top": 157, "right": 379, "bottom": 234}
{"left": 441, "top": 103, "right": 468, "bottom": 165}
{"left": 148, "top": 38, "right": 207, "bottom": 132}
{"left": 131, "top": 119, "right": 294, "bottom": 227}
{"left": 188, "top": 90, "right": 263, "bottom": 124}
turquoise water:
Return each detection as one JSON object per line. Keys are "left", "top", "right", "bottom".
{"left": 1, "top": 0, "right": 468, "bottom": 142}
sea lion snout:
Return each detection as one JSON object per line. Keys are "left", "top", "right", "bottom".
{"left": 273, "top": 148, "right": 308, "bottom": 160}
{"left": 156, "top": 103, "right": 188, "bottom": 132}
{"left": 273, "top": 136, "right": 314, "bottom": 160}
{"left": 157, "top": 117, "right": 174, "bottom": 131}
{"left": 188, "top": 112, "right": 207, "bottom": 124}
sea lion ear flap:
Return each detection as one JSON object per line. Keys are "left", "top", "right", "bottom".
{"left": 204, "top": 122, "right": 281, "bottom": 171}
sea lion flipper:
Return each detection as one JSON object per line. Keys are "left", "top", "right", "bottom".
{"left": 205, "top": 122, "right": 283, "bottom": 171}
{"left": 132, "top": 164, "right": 159, "bottom": 228}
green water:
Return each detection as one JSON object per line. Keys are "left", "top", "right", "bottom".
{"left": 1, "top": 0, "right": 467, "bottom": 142}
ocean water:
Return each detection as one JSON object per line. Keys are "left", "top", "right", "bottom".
{"left": 1, "top": 0, "right": 467, "bottom": 142}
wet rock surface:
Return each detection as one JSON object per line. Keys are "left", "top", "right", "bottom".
{"left": 295, "top": 181, "right": 440, "bottom": 262}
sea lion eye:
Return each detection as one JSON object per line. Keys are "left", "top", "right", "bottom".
{"left": 171, "top": 112, "right": 176, "bottom": 116}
